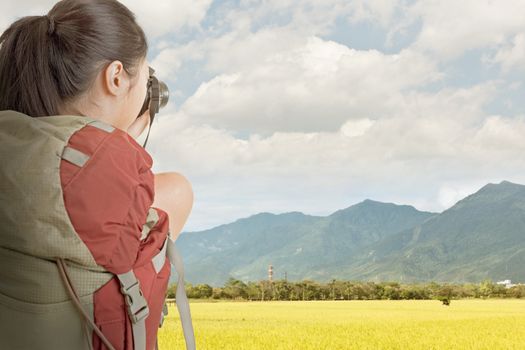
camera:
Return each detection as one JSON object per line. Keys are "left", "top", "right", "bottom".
{"left": 138, "top": 66, "right": 169, "bottom": 120}
{"left": 136, "top": 66, "right": 169, "bottom": 148}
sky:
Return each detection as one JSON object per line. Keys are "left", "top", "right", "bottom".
{"left": 3, "top": 0, "right": 525, "bottom": 232}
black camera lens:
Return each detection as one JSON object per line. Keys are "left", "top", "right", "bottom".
{"left": 135, "top": 66, "right": 169, "bottom": 149}
{"left": 158, "top": 81, "right": 169, "bottom": 109}
{"left": 137, "top": 67, "right": 169, "bottom": 118}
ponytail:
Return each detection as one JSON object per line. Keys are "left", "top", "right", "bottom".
{"left": 0, "top": 0, "right": 148, "bottom": 118}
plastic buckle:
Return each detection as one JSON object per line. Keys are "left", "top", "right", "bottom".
{"left": 131, "top": 304, "right": 150, "bottom": 324}
{"left": 120, "top": 280, "right": 150, "bottom": 324}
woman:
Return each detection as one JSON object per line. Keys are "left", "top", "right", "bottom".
{"left": 0, "top": 0, "right": 193, "bottom": 242}
{"left": 0, "top": 0, "right": 193, "bottom": 349}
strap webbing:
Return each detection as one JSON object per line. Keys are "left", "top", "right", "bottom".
{"left": 141, "top": 208, "right": 160, "bottom": 241}
{"left": 152, "top": 236, "right": 168, "bottom": 273}
{"left": 116, "top": 270, "right": 149, "bottom": 350}
{"left": 88, "top": 120, "right": 115, "bottom": 133}
{"left": 61, "top": 146, "right": 89, "bottom": 167}
{"left": 166, "top": 236, "right": 196, "bottom": 350}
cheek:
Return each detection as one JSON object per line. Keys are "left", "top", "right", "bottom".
{"left": 127, "top": 86, "right": 147, "bottom": 124}
{"left": 136, "top": 79, "right": 149, "bottom": 113}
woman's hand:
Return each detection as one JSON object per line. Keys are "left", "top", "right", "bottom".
{"left": 127, "top": 109, "right": 150, "bottom": 139}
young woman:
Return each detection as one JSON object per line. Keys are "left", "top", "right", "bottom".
{"left": 0, "top": 0, "right": 194, "bottom": 349}
{"left": 0, "top": 0, "right": 193, "bottom": 242}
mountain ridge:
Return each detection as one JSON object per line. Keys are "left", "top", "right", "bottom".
{"left": 175, "top": 180, "right": 525, "bottom": 286}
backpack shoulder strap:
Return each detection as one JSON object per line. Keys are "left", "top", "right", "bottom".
{"left": 149, "top": 235, "right": 196, "bottom": 350}
{"left": 166, "top": 236, "right": 196, "bottom": 350}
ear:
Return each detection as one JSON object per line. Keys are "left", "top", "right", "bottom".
{"left": 104, "top": 60, "right": 129, "bottom": 97}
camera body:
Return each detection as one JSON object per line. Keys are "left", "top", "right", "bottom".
{"left": 136, "top": 66, "right": 169, "bottom": 148}
{"left": 138, "top": 66, "right": 169, "bottom": 120}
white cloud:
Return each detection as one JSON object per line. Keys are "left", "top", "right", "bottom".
{"left": 177, "top": 36, "right": 440, "bottom": 134}
{"left": 150, "top": 41, "right": 206, "bottom": 81}
{"left": 408, "top": 0, "right": 525, "bottom": 60}
{"left": 142, "top": 0, "right": 525, "bottom": 231}
{"left": 346, "top": 0, "right": 404, "bottom": 27}
{"left": 121, "top": 0, "right": 213, "bottom": 39}
{"left": 485, "top": 33, "right": 525, "bottom": 73}
{"left": 0, "top": 1, "right": 211, "bottom": 39}
{"left": 145, "top": 80, "right": 520, "bottom": 231}
{"left": 469, "top": 115, "right": 525, "bottom": 160}
{"left": 340, "top": 118, "right": 375, "bottom": 138}
{"left": 0, "top": 1, "right": 56, "bottom": 33}
{"left": 437, "top": 182, "right": 488, "bottom": 211}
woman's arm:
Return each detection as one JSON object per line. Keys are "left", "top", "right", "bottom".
{"left": 152, "top": 172, "right": 194, "bottom": 241}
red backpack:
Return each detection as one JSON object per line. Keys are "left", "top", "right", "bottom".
{"left": 0, "top": 110, "right": 195, "bottom": 350}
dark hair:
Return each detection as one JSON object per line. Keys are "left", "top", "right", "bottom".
{"left": 0, "top": 0, "right": 148, "bottom": 117}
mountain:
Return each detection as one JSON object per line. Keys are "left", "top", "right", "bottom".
{"left": 175, "top": 180, "right": 525, "bottom": 286}
{"left": 349, "top": 181, "right": 525, "bottom": 283}
{"left": 175, "top": 199, "right": 436, "bottom": 286}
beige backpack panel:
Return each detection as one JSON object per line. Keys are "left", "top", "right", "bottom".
{"left": 0, "top": 110, "right": 102, "bottom": 268}
{"left": 0, "top": 290, "right": 94, "bottom": 350}
{"left": 0, "top": 110, "right": 112, "bottom": 349}
{"left": 0, "top": 246, "right": 112, "bottom": 303}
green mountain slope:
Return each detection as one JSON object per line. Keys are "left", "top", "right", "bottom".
{"left": 176, "top": 200, "right": 435, "bottom": 286}
{"left": 175, "top": 181, "right": 525, "bottom": 286}
{"left": 350, "top": 181, "right": 525, "bottom": 283}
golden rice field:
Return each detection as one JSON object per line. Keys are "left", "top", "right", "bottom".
{"left": 157, "top": 299, "right": 525, "bottom": 349}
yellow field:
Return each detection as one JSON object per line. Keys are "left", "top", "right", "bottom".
{"left": 157, "top": 299, "right": 525, "bottom": 349}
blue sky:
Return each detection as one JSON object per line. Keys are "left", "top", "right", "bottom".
{"left": 4, "top": 0, "right": 525, "bottom": 232}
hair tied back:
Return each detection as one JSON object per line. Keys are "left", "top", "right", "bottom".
{"left": 46, "top": 15, "right": 56, "bottom": 35}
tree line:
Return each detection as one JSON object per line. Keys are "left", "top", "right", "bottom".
{"left": 167, "top": 278, "right": 525, "bottom": 301}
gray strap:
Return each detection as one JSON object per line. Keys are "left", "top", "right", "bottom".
{"left": 152, "top": 237, "right": 168, "bottom": 273}
{"left": 89, "top": 120, "right": 115, "bottom": 133}
{"left": 141, "top": 208, "right": 160, "bottom": 241}
{"left": 61, "top": 146, "right": 89, "bottom": 167}
{"left": 116, "top": 270, "right": 149, "bottom": 350}
{"left": 131, "top": 318, "right": 147, "bottom": 350}
{"left": 167, "top": 236, "right": 196, "bottom": 350}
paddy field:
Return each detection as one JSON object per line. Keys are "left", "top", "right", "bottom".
{"left": 157, "top": 299, "right": 525, "bottom": 349}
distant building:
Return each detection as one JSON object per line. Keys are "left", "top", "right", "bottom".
{"left": 496, "top": 279, "right": 517, "bottom": 288}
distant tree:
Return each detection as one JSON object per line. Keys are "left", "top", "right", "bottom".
{"left": 507, "top": 285, "right": 525, "bottom": 298}
{"left": 327, "top": 279, "right": 337, "bottom": 300}
{"left": 332, "top": 280, "right": 348, "bottom": 300}
{"left": 427, "top": 281, "right": 441, "bottom": 295}
{"left": 273, "top": 280, "right": 293, "bottom": 300}
{"left": 167, "top": 278, "right": 525, "bottom": 302}
{"left": 187, "top": 284, "right": 213, "bottom": 299}
{"left": 492, "top": 283, "right": 507, "bottom": 298}
{"left": 342, "top": 282, "right": 356, "bottom": 300}
{"left": 299, "top": 280, "right": 321, "bottom": 300}
{"left": 382, "top": 284, "right": 401, "bottom": 300}
{"left": 259, "top": 280, "right": 273, "bottom": 301}
{"left": 459, "top": 283, "right": 478, "bottom": 298}
{"left": 479, "top": 279, "right": 495, "bottom": 298}
{"left": 245, "top": 281, "right": 261, "bottom": 301}
{"left": 212, "top": 287, "right": 226, "bottom": 299}
{"left": 223, "top": 277, "right": 248, "bottom": 299}
{"left": 289, "top": 282, "right": 303, "bottom": 300}
{"left": 436, "top": 284, "right": 453, "bottom": 305}
{"left": 167, "top": 283, "right": 177, "bottom": 298}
